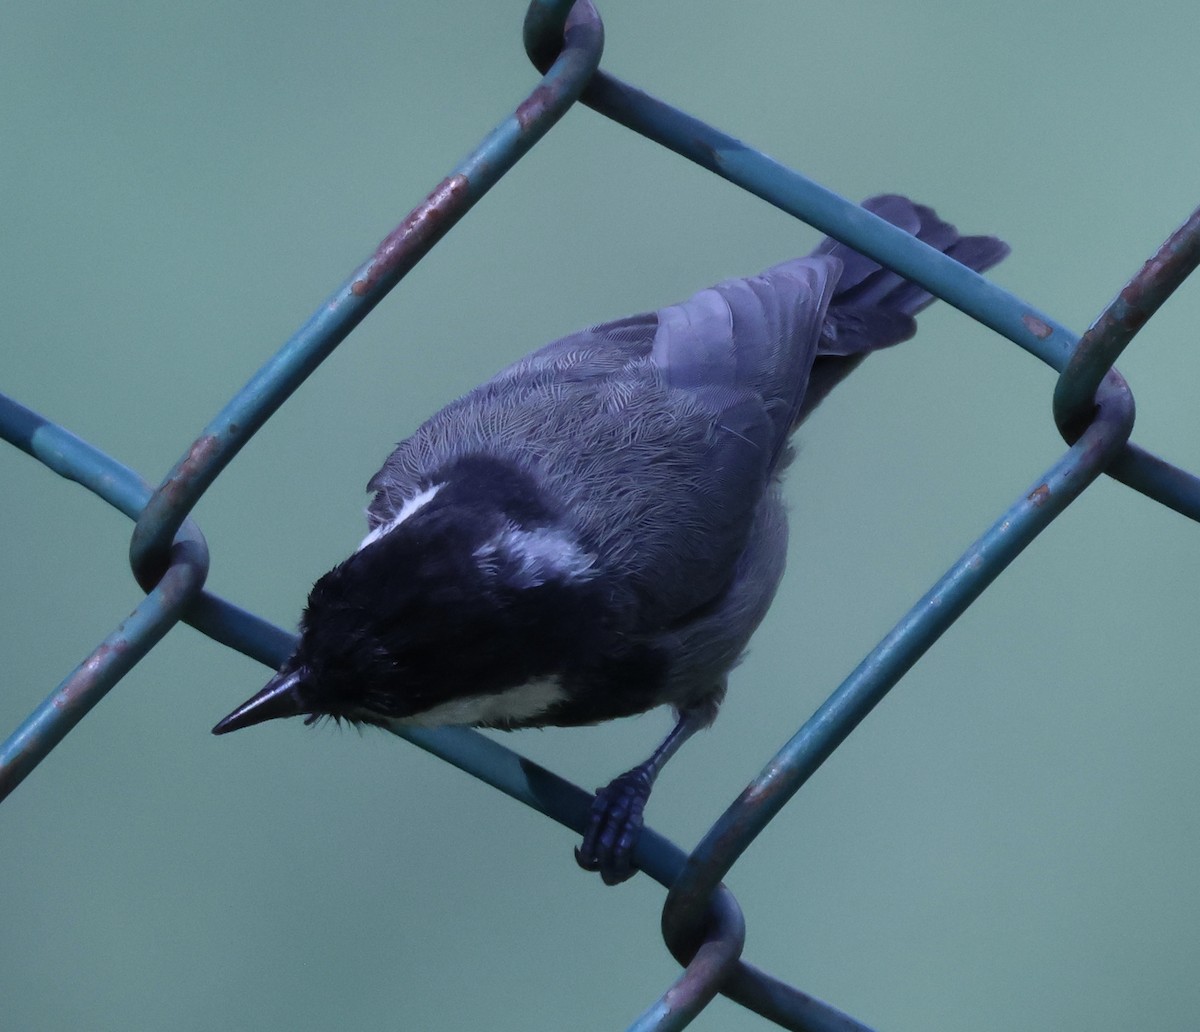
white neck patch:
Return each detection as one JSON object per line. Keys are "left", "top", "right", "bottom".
{"left": 357, "top": 483, "right": 443, "bottom": 552}
{"left": 473, "top": 525, "right": 596, "bottom": 588}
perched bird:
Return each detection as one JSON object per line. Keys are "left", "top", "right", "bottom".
{"left": 214, "top": 195, "right": 1008, "bottom": 884}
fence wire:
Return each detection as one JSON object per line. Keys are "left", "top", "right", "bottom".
{"left": 3, "top": 1, "right": 1199, "bottom": 1029}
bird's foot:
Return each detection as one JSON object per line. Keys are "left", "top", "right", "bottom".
{"left": 574, "top": 766, "right": 654, "bottom": 885}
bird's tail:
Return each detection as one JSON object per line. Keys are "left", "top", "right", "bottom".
{"left": 796, "top": 194, "right": 1009, "bottom": 423}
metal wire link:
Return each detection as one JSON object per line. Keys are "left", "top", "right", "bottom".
{"left": 3, "top": 1, "right": 1198, "bottom": 1029}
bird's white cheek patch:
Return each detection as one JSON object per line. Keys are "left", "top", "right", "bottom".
{"left": 357, "top": 483, "right": 443, "bottom": 552}
{"left": 395, "top": 677, "right": 566, "bottom": 728}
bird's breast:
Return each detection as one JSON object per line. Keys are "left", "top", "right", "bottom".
{"left": 385, "top": 675, "right": 569, "bottom": 730}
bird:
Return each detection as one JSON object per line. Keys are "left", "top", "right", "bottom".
{"left": 213, "top": 194, "right": 1008, "bottom": 884}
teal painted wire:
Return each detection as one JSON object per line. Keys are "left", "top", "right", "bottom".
{"left": 570, "top": 70, "right": 1072, "bottom": 370}
{"left": 1054, "top": 205, "right": 1200, "bottom": 432}
{"left": 2, "top": 2, "right": 1198, "bottom": 1030}
{"left": 662, "top": 370, "right": 1136, "bottom": 952}
{"left": 0, "top": 535, "right": 207, "bottom": 801}
{"left": 396, "top": 723, "right": 876, "bottom": 1032}
{"left": 0, "top": 392, "right": 153, "bottom": 521}
{"left": 128, "top": 0, "right": 604, "bottom": 589}
{"left": 1053, "top": 206, "right": 1200, "bottom": 521}
{"left": 1109, "top": 443, "right": 1200, "bottom": 522}
{"left": 0, "top": 393, "right": 296, "bottom": 663}
{"left": 561, "top": 59, "right": 1200, "bottom": 523}
{"left": 0, "top": 394, "right": 290, "bottom": 795}
{"left": 626, "top": 886, "right": 746, "bottom": 1032}
{"left": 0, "top": 395, "right": 208, "bottom": 798}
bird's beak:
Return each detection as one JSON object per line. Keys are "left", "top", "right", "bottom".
{"left": 212, "top": 668, "right": 309, "bottom": 735}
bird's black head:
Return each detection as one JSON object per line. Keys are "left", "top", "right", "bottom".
{"left": 212, "top": 456, "right": 603, "bottom": 735}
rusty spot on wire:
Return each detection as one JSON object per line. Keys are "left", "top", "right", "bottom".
{"left": 1027, "top": 484, "right": 1050, "bottom": 507}
{"left": 1022, "top": 313, "right": 1053, "bottom": 339}
{"left": 180, "top": 434, "right": 220, "bottom": 474}
{"left": 56, "top": 641, "right": 128, "bottom": 710}
{"left": 1054, "top": 207, "right": 1200, "bottom": 437}
{"left": 1096, "top": 207, "right": 1200, "bottom": 342}
{"left": 130, "top": 435, "right": 219, "bottom": 589}
{"left": 157, "top": 434, "right": 220, "bottom": 510}
{"left": 516, "top": 82, "right": 555, "bottom": 130}
{"left": 351, "top": 174, "right": 470, "bottom": 297}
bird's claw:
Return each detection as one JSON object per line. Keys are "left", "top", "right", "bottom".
{"left": 575, "top": 767, "right": 653, "bottom": 885}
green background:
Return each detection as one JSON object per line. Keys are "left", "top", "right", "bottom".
{"left": 3, "top": 2, "right": 1199, "bottom": 1030}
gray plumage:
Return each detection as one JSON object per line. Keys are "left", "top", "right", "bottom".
{"left": 365, "top": 195, "right": 1007, "bottom": 720}
{"left": 213, "top": 194, "right": 1008, "bottom": 883}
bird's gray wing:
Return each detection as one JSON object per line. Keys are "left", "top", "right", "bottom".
{"left": 367, "top": 258, "right": 839, "bottom": 625}
{"left": 363, "top": 314, "right": 660, "bottom": 530}
{"left": 652, "top": 255, "right": 840, "bottom": 469}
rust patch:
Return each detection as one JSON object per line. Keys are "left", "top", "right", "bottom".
{"left": 1115, "top": 284, "right": 1150, "bottom": 333}
{"left": 1104, "top": 208, "right": 1200, "bottom": 338}
{"left": 56, "top": 640, "right": 128, "bottom": 708}
{"left": 351, "top": 174, "right": 470, "bottom": 297}
{"left": 179, "top": 434, "right": 220, "bottom": 476}
{"left": 516, "top": 82, "right": 555, "bottom": 131}
{"left": 133, "top": 434, "right": 219, "bottom": 587}
{"left": 158, "top": 433, "right": 221, "bottom": 509}
{"left": 1022, "top": 313, "right": 1053, "bottom": 339}
{"left": 1026, "top": 483, "right": 1050, "bottom": 507}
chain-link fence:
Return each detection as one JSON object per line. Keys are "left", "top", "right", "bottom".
{"left": 4, "top": 2, "right": 1199, "bottom": 1030}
